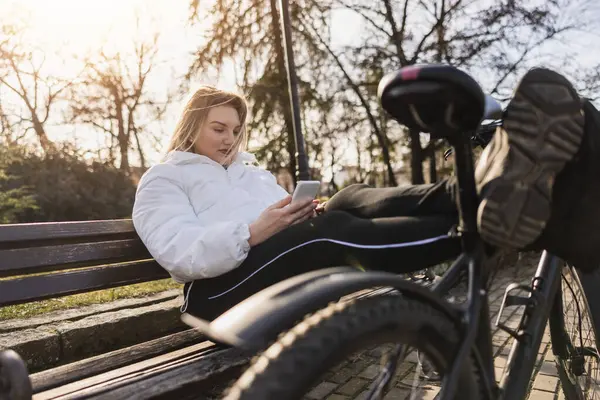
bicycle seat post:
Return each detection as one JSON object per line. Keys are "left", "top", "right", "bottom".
{"left": 450, "top": 134, "right": 480, "bottom": 252}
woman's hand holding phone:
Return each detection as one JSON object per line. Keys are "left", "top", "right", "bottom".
{"left": 248, "top": 195, "right": 317, "bottom": 247}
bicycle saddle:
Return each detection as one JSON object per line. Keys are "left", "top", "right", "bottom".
{"left": 378, "top": 64, "right": 486, "bottom": 139}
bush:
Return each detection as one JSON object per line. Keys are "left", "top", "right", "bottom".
{"left": 0, "top": 144, "right": 137, "bottom": 223}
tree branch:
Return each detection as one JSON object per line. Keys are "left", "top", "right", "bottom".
{"left": 300, "top": 17, "right": 397, "bottom": 185}
{"left": 337, "top": 1, "right": 392, "bottom": 39}
{"left": 409, "top": 0, "right": 463, "bottom": 64}
{"left": 382, "top": 0, "right": 408, "bottom": 65}
{"left": 490, "top": 26, "right": 573, "bottom": 95}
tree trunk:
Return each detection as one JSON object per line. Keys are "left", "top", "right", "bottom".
{"left": 113, "top": 94, "right": 129, "bottom": 172}
{"left": 119, "top": 138, "right": 129, "bottom": 172}
{"left": 429, "top": 149, "right": 438, "bottom": 183}
{"left": 132, "top": 127, "right": 146, "bottom": 170}
{"left": 409, "top": 129, "right": 425, "bottom": 184}
{"left": 329, "top": 146, "right": 339, "bottom": 194}
{"left": 31, "top": 112, "right": 55, "bottom": 154}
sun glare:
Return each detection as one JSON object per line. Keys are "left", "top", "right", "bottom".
{"left": 2, "top": 0, "right": 189, "bottom": 57}
{"left": 0, "top": 0, "right": 197, "bottom": 161}
{"left": 7, "top": 0, "right": 121, "bottom": 51}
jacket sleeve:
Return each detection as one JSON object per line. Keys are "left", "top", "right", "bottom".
{"left": 132, "top": 165, "right": 251, "bottom": 283}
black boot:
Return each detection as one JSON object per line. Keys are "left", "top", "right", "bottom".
{"left": 475, "top": 67, "right": 585, "bottom": 249}
{"left": 530, "top": 100, "right": 600, "bottom": 271}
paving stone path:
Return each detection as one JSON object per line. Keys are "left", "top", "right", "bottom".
{"left": 302, "top": 260, "right": 569, "bottom": 400}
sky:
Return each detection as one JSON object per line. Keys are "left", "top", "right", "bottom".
{"left": 0, "top": 0, "right": 195, "bottom": 161}
{"left": 0, "top": 0, "right": 367, "bottom": 168}
{"left": 1, "top": 0, "right": 599, "bottom": 176}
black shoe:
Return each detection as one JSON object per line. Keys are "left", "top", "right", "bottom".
{"left": 531, "top": 100, "right": 600, "bottom": 271}
{"left": 475, "top": 68, "right": 585, "bottom": 249}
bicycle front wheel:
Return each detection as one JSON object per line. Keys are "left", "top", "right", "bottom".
{"left": 550, "top": 264, "right": 600, "bottom": 399}
{"left": 224, "top": 295, "right": 484, "bottom": 400}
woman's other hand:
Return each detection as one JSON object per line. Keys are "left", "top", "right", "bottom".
{"left": 248, "top": 196, "right": 317, "bottom": 246}
{"left": 315, "top": 200, "right": 327, "bottom": 215}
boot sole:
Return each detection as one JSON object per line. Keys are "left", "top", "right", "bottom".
{"left": 478, "top": 68, "right": 585, "bottom": 248}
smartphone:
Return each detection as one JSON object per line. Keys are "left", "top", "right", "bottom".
{"left": 291, "top": 180, "right": 321, "bottom": 204}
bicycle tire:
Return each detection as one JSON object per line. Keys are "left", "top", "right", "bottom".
{"left": 550, "top": 265, "right": 600, "bottom": 400}
{"left": 224, "top": 294, "right": 483, "bottom": 400}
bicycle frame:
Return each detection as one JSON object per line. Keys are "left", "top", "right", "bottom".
{"left": 273, "top": 14, "right": 572, "bottom": 394}
{"left": 429, "top": 126, "right": 566, "bottom": 400}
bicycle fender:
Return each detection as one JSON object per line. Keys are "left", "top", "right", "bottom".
{"left": 181, "top": 266, "right": 461, "bottom": 351}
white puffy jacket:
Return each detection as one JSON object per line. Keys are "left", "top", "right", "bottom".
{"left": 132, "top": 150, "right": 289, "bottom": 283}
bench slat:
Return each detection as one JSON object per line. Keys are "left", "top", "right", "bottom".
{"left": 0, "top": 261, "right": 170, "bottom": 306}
{"left": 0, "top": 239, "right": 152, "bottom": 277}
{"left": 0, "top": 220, "right": 135, "bottom": 244}
{"left": 36, "top": 345, "right": 247, "bottom": 400}
{"left": 31, "top": 329, "right": 205, "bottom": 393}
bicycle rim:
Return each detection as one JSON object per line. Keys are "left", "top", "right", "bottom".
{"left": 556, "top": 265, "right": 600, "bottom": 399}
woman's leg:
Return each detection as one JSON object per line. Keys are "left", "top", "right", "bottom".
{"left": 183, "top": 210, "right": 460, "bottom": 321}
{"left": 325, "top": 177, "right": 457, "bottom": 219}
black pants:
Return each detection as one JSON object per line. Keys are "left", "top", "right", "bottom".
{"left": 183, "top": 178, "right": 462, "bottom": 320}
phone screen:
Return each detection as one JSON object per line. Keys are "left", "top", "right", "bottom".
{"left": 291, "top": 181, "right": 320, "bottom": 204}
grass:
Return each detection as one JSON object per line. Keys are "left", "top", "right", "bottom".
{"left": 0, "top": 279, "right": 182, "bottom": 321}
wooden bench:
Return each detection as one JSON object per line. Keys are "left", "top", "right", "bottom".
{"left": 0, "top": 219, "right": 419, "bottom": 399}
{"left": 0, "top": 219, "right": 250, "bottom": 400}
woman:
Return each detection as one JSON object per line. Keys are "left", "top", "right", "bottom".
{"left": 132, "top": 86, "right": 463, "bottom": 320}
{"left": 133, "top": 68, "right": 593, "bottom": 321}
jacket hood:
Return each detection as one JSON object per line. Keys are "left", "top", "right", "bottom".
{"left": 162, "top": 150, "right": 257, "bottom": 166}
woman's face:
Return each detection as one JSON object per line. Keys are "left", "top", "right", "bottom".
{"left": 194, "top": 105, "right": 242, "bottom": 165}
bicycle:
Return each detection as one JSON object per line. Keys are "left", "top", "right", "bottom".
{"left": 182, "top": 64, "right": 600, "bottom": 399}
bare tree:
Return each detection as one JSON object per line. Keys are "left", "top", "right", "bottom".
{"left": 68, "top": 34, "right": 171, "bottom": 172}
{"left": 579, "top": 63, "right": 600, "bottom": 103}
{"left": 0, "top": 24, "right": 77, "bottom": 153}
{"left": 333, "top": 0, "right": 588, "bottom": 183}
{"left": 299, "top": 19, "right": 398, "bottom": 185}
{"left": 187, "top": 0, "right": 595, "bottom": 188}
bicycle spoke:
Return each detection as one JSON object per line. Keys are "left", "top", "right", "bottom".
{"left": 409, "top": 359, "right": 424, "bottom": 400}
{"left": 366, "top": 345, "right": 408, "bottom": 399}
{"left": 362, "top": 346, "right": 444, "bottom": 400}
{"left": 560, "top": 267, "right": 600, "bottom": 399}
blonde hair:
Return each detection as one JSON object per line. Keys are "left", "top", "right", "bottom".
{"left": 167, "top": 86, "right": 248, "bottom": 165}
